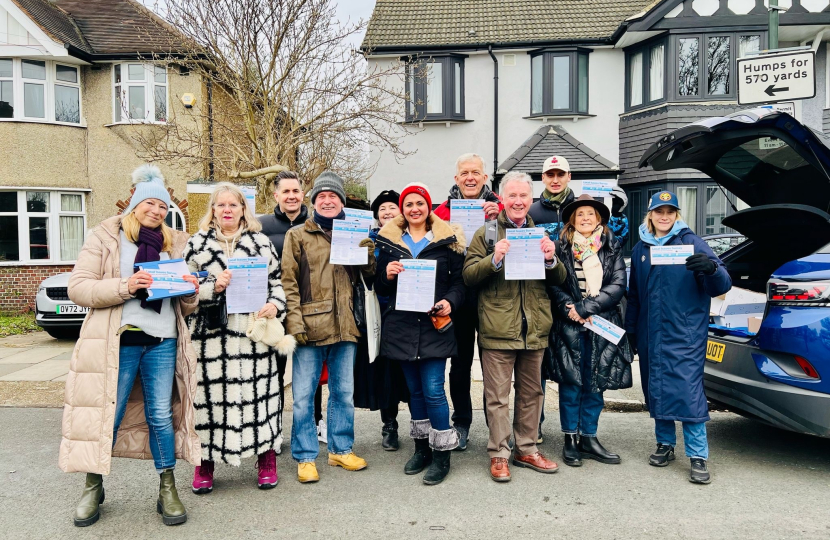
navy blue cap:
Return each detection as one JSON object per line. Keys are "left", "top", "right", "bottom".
{"left": 648, "top": 191, "right": 681, "bottom": 211}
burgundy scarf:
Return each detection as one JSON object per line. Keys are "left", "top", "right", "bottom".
{"left": 134, "top": 226, "right": 164, "bottom": 313}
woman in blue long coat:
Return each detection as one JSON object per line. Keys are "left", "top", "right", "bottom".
{"left": 624, "top": 191, "right": 731, "bottom": 485}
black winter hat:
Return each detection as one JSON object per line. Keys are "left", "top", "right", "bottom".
{"left": 370, "top": 190, "right": 401, "bottom": 218}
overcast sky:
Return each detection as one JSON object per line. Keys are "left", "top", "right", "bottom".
{"left": 334, "top": 0, "right": 376, "bottom": 48}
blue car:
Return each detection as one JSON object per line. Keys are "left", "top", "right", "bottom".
{"left": 639, "top": 108, "right": 830, "bottom": 437}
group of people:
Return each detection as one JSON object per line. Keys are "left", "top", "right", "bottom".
{"left": 60, "top": 152, "right": 731, "bottom": 527}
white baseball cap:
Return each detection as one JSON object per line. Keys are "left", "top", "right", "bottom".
{"left": 542, "top": 155, "right": 570, "bottom": 174}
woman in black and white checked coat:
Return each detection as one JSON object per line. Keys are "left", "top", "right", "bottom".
{"left": 184, "top": 183, "right": 292, "bottom": 494}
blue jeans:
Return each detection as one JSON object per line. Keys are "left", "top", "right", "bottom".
{"left": 114, "top": 339, "right": 178, "bottom": 472}
{"left": 399, "top": 358, "right": 451, "bottom": 432}
{"left": 655, "top": 419, "right": 709, "bottom": 460}
{"left": 559, "top": 332, "right": 604, "bottom": 437}
{"left": 291, "top": 342, "right": 357, "bottom": 462}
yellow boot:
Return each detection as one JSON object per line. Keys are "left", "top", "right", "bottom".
{"left": 297, "top": 462, "right": 319, "bottom": 483}
{"left": 328, "top": 452, "right": 368, "bottom": 471}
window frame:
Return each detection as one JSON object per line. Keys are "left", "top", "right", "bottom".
{"left": 625, "top": 31, "right": 765, "bottom": 112}
{"left": 625, "top": 36, "right": 669, "bottom": 111}
{"left": 403, "top": 55, "right": 466, "bottom": 123}
{"left": 668, "top": 31, "right": 764, "bottom": 104}
{"left": 0, "top": 190, "right": 87, "bottom": 265}
{"left": 112, "top": 62, "right": 169, "bottom": 125}
{"left": 528, "top": 48, "right": 591, "bottom": 117}
{"left": 0, "top": 58, "right": 83, "bottom": 125}
{"left": 165, "top": 203, "right": 186, "bottom": 232}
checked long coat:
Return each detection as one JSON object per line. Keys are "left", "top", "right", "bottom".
{"left": 184, "top": 227, "right": 289, "bottom": 466}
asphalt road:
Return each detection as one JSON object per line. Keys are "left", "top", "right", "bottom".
{"left": 2, "top": 408, "right": 829, "bottom": 540}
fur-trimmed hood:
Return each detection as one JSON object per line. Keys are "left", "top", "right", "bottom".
{"left": 377, "top": 214, "right": 466, "bottom": 255}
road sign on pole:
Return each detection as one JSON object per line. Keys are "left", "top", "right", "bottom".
{"left": 737, "top": 50, "right": 815, "bottom": 106}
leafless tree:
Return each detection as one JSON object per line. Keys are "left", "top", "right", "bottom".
{"left": 132, "top": 0, "right": 409, "bottom": 209}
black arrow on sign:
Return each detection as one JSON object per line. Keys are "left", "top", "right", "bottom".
{"left": 764, "top": 84, "right": 790, "bottom": 97}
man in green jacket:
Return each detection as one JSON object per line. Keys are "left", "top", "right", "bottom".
{"left": 463, "top": 171, "right": 566, "bottom": 483}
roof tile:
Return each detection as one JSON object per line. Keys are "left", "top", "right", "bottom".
{"left": 363, "top": 0, "right": 655, "bottom": 50}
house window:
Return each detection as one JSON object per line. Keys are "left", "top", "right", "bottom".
{"left": 0, "top": 190, "right": 86, "bottom": 263}
{"left": 529, "top": 50, "right": 590, "bottom": 116}
{"left": 626, "top": 40, "right": 667, "bottom": 110}
{"left": 677, "top": 186, "right": 698, "bottom": 233}
{"left": 0, "top": 58, "right": 12, "bottom": 119}
{"left": 404, "top": 56, "right": 465, "bottom": 122}
{"left": 113, "top": 63, "right": 168, "bottom": 123}
{"left": 0, "top": 59, "right": 82, "bottom": 124}
{"left": 165, "top": 204, "right": 186, "bottom": 231}
{"left": 674, "top": 33, "right": 762, "bottom": 101}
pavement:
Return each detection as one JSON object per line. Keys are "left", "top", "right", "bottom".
{"left": 2, "top": 408, "right": 830, "bottom": 539}
{"left": 0, "top": 332, "right": 646, "bottom": 411}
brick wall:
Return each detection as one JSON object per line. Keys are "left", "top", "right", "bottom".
{"left": 0, "top": 265, "right": 75, "bottom": 313}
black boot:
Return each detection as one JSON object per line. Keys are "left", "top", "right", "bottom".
{"left": 382, "top": 423, "right": 399, "bottom": 451}
{"left": 405, "top": 438, "right": 432, "bottom": 475}
{"left": 562, "top": 434, "right": 582, "bottom": 467}
{"left": 578, "top": 436, "right": 621, "bottom": 464}
{"left": 690, "top": 458, "right": 711, "bottom": 484}
{"left": 73, "top": 473, "right": 104, "bottom": 527}
{"left": 157, "top": 469, "right": 187, "bottom": 526}
{"left": 423, "top": 450, "right": 451, "bottom": 485}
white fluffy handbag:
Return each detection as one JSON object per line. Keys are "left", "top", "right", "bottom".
{"left": 361, "top": 274, "right": 382, "bottom": 363}
{"left": 246, "top": 313, "right": 296, "bottom": 357}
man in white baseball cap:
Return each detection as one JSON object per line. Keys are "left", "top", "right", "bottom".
{"left": 528, "top": 155, "right": 576, "bottom": 445}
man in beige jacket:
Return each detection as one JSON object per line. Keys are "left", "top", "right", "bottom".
{"left": 281, "top": 171, "right": 375, "bottom": 483}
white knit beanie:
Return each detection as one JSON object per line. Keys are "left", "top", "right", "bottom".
{"left": 125, "top": 164, "right": 172, "bottom": 214}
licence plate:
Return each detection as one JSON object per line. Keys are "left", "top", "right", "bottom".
{"left": 56, "top": 305, "right": 89, "bottom": 315}
{"left": 706, "top": 340, "right": 725, "bottom": 363}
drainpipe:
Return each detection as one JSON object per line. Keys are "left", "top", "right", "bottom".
{"left": 488, "top": 45, "right": 499, "bottom": 192}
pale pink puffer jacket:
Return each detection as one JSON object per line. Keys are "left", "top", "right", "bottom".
{"left": 59, "top": 215, "right": 201, "bottom": 474}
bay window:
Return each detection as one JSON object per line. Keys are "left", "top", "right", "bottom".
{"left": 113, "top": 63, "right": 169, "bottom": 123}
{"left": 0, "top": 190, "right": 87, "bottom": 264}
{"left": 529, "top": 49, "right": 590, "bottom": 116}
{"left": 626, "top": 32, "right": 763, "bottom": 111}
{"left": 0, "top": 59, "right": 80, "bottom": 124}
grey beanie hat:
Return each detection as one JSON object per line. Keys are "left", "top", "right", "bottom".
{"left": 310, "top": 170, "right": 347, "bottom": 204}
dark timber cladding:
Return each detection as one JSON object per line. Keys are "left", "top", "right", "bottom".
{"left": 618, "top": 103, "right": 748, "bottom": 185}
{"left": 627, "top": 0, "right": 830, "bottom": 32}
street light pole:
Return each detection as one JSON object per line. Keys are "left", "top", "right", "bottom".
{"left": 769, "top": 0, "right": 779, "bottom": 49}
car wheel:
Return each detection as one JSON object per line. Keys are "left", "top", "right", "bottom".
{"left": 45, "top": 327, "right": 80, "bottom": 340}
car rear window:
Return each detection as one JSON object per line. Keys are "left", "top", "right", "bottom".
{"left": 717, "top": 138, "right": 811, "bottom": 179}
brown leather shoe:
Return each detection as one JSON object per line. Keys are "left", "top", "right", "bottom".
{"left": 490, "top": 457, "right": 511, "bottom": 482}
{"left": 512, "top": 452, "right": 559, "bottom": 474}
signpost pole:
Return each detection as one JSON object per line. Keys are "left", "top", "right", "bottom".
{"left": 769, "top": 0, "right": 779, "bottom": 50}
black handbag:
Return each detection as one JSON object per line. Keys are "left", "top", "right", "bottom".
{"left": 353, "top": 279, "right": 367, "bottom": 330}
{"left": 205, "top": 292, "right": 228, "bottom": 330}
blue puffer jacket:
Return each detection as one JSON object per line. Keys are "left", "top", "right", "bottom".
{"left": 624, "top": 223, "right": 732, "bottom": 422}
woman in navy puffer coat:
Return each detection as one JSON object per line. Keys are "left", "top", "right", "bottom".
{"left": 625, "top": 191, "right": 731, "bottom": 485}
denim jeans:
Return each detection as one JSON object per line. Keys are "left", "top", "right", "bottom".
{"left": 399, "top": 358, "right": 451, "bottom": 432}
{"left": 559, "top": 332, "right": 604, "bottom": 437}
{"left": 291, "top": 342, "right": 357, "bottom": 462}
{"left": 655, "top": 419, "right": 709, "bottom": 460}
{"left": 114, "top": 339, "right": 178, "bottom": 472}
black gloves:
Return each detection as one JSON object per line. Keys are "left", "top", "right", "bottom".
{"left": 685, "top": 253, "right": 717, "bottom": 275}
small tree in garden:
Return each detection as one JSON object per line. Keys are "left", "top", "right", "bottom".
{"left": 134, "top": 0, "right": 409, "bottom": 209}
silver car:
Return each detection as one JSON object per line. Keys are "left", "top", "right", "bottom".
{"left": 35, "top": 272, "right": 87, "bottom": 339}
